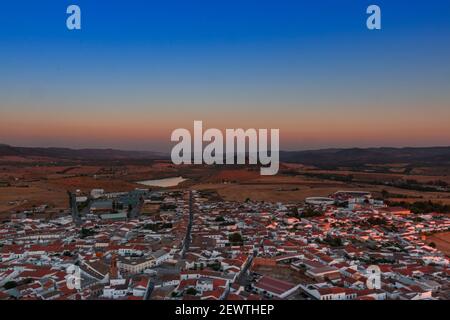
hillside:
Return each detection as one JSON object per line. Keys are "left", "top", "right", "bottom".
{"left": 0, "top": 144, "right": 166, "bottom": 161}
{"left": 2, "top": 144, "right": 450, "bottom": 167}
{"left": 280, "top": 147, "right": 450, "bottom": 167}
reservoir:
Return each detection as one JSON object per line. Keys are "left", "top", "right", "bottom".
{"left": 136, "top": 176, "right": 186, "bottom": 187}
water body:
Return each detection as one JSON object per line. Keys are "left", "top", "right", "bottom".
{"left": 136, "top": 176, "right": 186, "bottom": 187}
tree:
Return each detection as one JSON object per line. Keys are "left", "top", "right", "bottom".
{"left": 209, "top": 261, "right": 221, "bottom": 271}
{"left": 185, "top": 288, "right": 198, "bottom": 295}
{"left": 302, "top": 207, "right": 323, "bottom": 217}
{"left": 323, "top": 236, "right": 342, "bottom": 247}
{"left": 389, "top": 200, "right": 450, "bottom": 214}
{"left": 367, "top": 217, "right": 387, "bottom": 226}
{"left": 428, "top": 242, "right": 436, "bottom": 248}
{"left": 80, "top": 227, "right": 96, "bottom": 238}
{"left": 229, "top": 232, "right": 243, "bottom": 245}
{"left": 3, "top": 281, "right": 18, "bottom": 290}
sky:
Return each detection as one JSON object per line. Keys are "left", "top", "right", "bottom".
{"left": 0, "top": 0, "right": 449, "bottom": 151}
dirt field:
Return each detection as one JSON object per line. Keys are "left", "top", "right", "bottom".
{"left": 251, "top": 265, "right": 311, "bottom": 284}
{"left": 2, "top": 161, "right": 450, "bottom": 214}
{"left": 190, "top": 169, "right": 450, "bottom": 204}
{"left": 191, "top": 182, "right": 344, "bottom": 203}
{"left": 305, "top": 168, "right": 450, "bottom": 184}
{"left": 0, "top": 164, "right": 150, "bottom": 214}
{"left": 0, "top": 184, "right": 67, "bottom": 213}
{"left": 427, "top": 232, "right": 450, "bottom": 257}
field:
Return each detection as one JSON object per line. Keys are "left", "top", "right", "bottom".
{"left": 251, "top": 264, "right": 312, "bottom": 284}
{"left": 1, "top": 159, "right": 450, "bottom": 215}
{"left": 191, "top": 166, "right": 450, "bottom": 204}
{"left": 427, "top": 232, "right": 450, "bottom": 256}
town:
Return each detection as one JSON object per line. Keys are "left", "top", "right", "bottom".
{"left": 0, "top": 187, "right": 448, "bottom": 300}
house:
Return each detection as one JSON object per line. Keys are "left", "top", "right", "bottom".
{"left": 301, "top": 284, "right": 355, "bottom": 300}
{"left": 102, "top": 279, "right": 129, "bottom": 299}
{"left": 253, "top": 276, "right": 300, "bottom": 299}
{"left": 305, "top": 266, "right": 341, "bottom": 282}
{"left": 90, "top": 200, "right": 113, "bottom": 214}
{"left": 117, "top": 249, "right": 170, "bottom": 273}
{"left": 201, "top": 287, "right": 227, "bottom": 300}
{"left": 131, "top": 277, "right": 149, "bottom": 297}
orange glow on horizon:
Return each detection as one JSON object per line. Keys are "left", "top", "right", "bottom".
{"left": 2, "top": 104, "right": 450, "bottom": 150}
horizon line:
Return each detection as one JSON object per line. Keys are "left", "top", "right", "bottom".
{"left": 2, "top": 142, "right": 450, "bottom": 154}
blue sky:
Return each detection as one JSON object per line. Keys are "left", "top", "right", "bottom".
{"left": 0, "top": 1, "right": 449, "bottom": 150}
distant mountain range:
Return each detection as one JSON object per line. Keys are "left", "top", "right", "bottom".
{"left": 1, "top": 144, "right": 450, "bottom": 167}
{"left": 280, "top": 147, "right": 450, "bottom": 167}
{"left": 0, "top": 144, "right": 166, "bottom": 161}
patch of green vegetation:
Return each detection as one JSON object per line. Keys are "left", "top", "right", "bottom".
{"left": 185, "top": 288, "right": 198, "bottom": 295}
{"left": 389, "top": 200, "right": 450, "bottom": 214}
{"left": 322, "top": 236, "right": 343, "bottom": 247}
{"left": 301, "top": 206, "right": 323, "bottom": 217}
{"left": 3, "top": 281, "right": 18, "bottom": 290}
{"left": 228, "top": 232, "right": 244, "bottom": 245}
{"left": 80, "top": 227, "right": 97, "bottom": 238}
{"left": 160, "top": 203, "right": 177, "bottom": 211}
{"left": 208, "top": 261, "right": 221, "bottom": 271}
{"left": 367, "top": 217, "right": 387, "bottom": 226}
{"left": 367, "top": 257, "right": 394, "bottom": 264}
{"left": 143, "top": 222, "right": 173, "bottom": 231}
{"left": 302, "top": 172, "right": 354, "bottom": 182}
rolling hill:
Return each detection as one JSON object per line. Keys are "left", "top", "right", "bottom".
{"left": 2, "top": 144, "right": 450, "bottom": 167}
